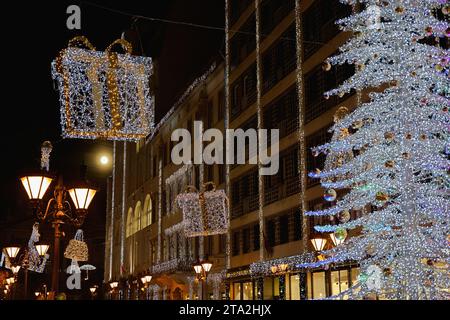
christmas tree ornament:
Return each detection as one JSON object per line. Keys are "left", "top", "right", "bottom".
{"left": 352, "top": 120, "right": 364, "bottom": 129}
{"left": 324, "top": 189, "right": 337, "bottom": 202}
{"left": 375, "top": 192, "right": 389, "bottom": 202}
{"left": 322, "top": 61, "right": 332, "bottom": 71}
{"left": 339, "top": 210, "right": 351, "bottom": 223}
{"left": 334, "top": 228, "right": 347, "bottom": 241}
{"left": 402, "top": 152, "right": 411, "bottom": 159}
{"left": 384, "top": 160, "right": 395, "bottom": 168}
{"left": 405, "top": 133, "right": 412, "bottom": 140}
{"left": 395, "top": 6, "right": 404, "bottom": 14}
{"left": 384, "top": 132, "right": 395, "bottom": 142}
{"left": 52, "top": 36, "right": 155, "bottom": 142}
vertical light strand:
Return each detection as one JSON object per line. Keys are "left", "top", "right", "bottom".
{"left": 120, "top": 142, "right": 127, "bottom": 276}
{"left": 294, "top": 0, "right": 308, "bottom": 252}
{"left": 198, "top": 121, "right": 205, "bottom": 260}
{"left": 157, "top": 154, "right": 163, "bottom": 263}
{"left": 224, "top": 0, "right": 231, "bottom": 271}
{"left": 255, "top": 0, "right": 265, "bottom": 262}
{"left": 109, "top": 141, "right": 116, "bottom": 281}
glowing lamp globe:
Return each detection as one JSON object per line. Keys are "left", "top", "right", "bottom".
{"left": 311, "top": 238, "right": 327, "bottom": 251}
{"left": 5, "top": 247, "right": 20, "bottom": 259}
{"left": 20, "top": 175, "right": 53, "bottom": 200}
{"left": 201, "top": 261, "right": 213, "bottom": 273}
{"left": 145, "top": 275, "right": 152, "bottom": 283}
{"left": 68, "top": 187, "right": 97, "bottom": 210}
{"left": 35, "top": 244, "right": 50, "bottom": 257}
{"left": 193, "top": 263, "right": 203, "bottom": 274}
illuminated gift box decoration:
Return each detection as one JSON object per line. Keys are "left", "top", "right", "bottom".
{"left": 51, "top": 36, "right": 154, "bottom": 141}
{"left": 176, "top": 182, "right": 229, "bottom": 237}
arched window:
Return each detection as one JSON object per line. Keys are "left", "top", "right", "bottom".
{"left": 142, "top": 194, "right": 152, "bottom": 228}
{"left": 134, "top": 202, "right": 142, "bottom": 233}
{"left": 126, "top": 208, "right": 134, "bottom": 237}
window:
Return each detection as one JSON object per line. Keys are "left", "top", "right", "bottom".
{"left": 293, "top": 209, "right": 302, "bottom": 241}
{"left": 242, "top": 227, "right": 250, "bottom": 254}
{"left": 232, "top": 231, "right": 240, "bottom": 256}
{"left": 311, "top": 272, "right": 327, "bottom": 299}
{"left": 302, "top": 0, "right": 352, "bottom": 60}
{"left": 126, "top": 208, "right": 134, "bottom": 237}
{"left": 262, "top": 24, "right": 296, "bottom": 94}
{"left": 218, "top": 234, "right": 226, "bottom": 254}
{"left": 304, "top": 62, "right": 355, "bottom": 123}
{"left": 242, "top": 282, "right": 253, "bottom": 300}
{"left": 266, "top": 219, "right": 276, "bottom": 247}
{"left": 230, "top": 14, "right": 256, "bottom": 67}
{"left": 253, "top": 224, "right": 260, "bottom": 251}
{"left": 331, "top": 269, "right": 349, "bottom": 298}
{"left": 289, "top": 274, "right": 301, "bottom": 300}
{"left": 279, "top": 215, "right": 289, "bottom": 244}
{"left": 233, "top": 283, "right": 242, "bottom": 300}
{"left": 142, "top": 195, "right": 152, "bottom": 228}
{"left": 261, "top": 0, "right": 295, "bottom": 36}
{"left": 133, "top": 202, "right": 141, "bottom": 233}
{"left": 306, "top": 126, "right": 333, "bottom": 187}
{"left": 263, "top": 86, "right": 298, "bottom": 139}
{"left": 229, "top": 0, "right": 253, "bottom": 25}
{"left": 231, "top": 64, "right": 257, "bottom": 120}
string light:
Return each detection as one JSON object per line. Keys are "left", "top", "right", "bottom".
{"left": 294, "top": 0, "right": 309, "bottom": 256}
{"left": 224, "top": 0, "right": 232, "bottom": 271}
{"left": 52, "top": 37, "right": 154, "bottom": 142}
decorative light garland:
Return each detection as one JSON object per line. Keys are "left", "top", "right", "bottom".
{"left": 295, "top": 0, "right": 309, "bottom": 257}
{"left": 40, "top": 141, "right": 52, "bottom": 172}
{"left": 224, "top": 0, "right": 232, "bottom": 271}
{"left": 120, "top": 142, "right": 127, "bottom": 275}
{"left": 52, "top": 37, "right": 154, "bottom": 142}
{"left": 109, "top": 141, "right": 116, "bottom": 281}
{"left": 255, "top": 0, "right": 265, "bottom": 263}
{"left": 157, "top": 157, "right": 163, "bottom": 263}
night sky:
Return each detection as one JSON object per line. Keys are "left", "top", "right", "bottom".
{"left": 0, "top": 0, "right": 224, "bottom": 223}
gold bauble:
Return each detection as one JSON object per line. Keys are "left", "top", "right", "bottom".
{"left": 334, "top": 106, "right": 349, "bottom": 122}
{"left": 425, "top": 26, "right": 433, "bottom": 35}
{"left": 405, "top": 133, "right": 412, "bottom": 140}
{"left": 402, "top": 152, "right": 411, "bottom": 159}
{"left": 384, "top": 132, "right": 395, "bottom": 142}
{"left": 419, "top": 134, "right": 427, "bottom": 141}
{"left": 339, "top": 210, "right": 351, "bottom": 223}
{"left": 385, "top": 160, "right": 395, "bottom": 168}
{"left": 352, "top": 120, "right": 364, "bottom": 129}
{"left": 443, "top": 5, "right": 449, "bottom": 15}
{"left": 395, "top": 6, "right": 404, "bottom": 14}
{"left": 443, "top": 107, "right": 448, "bottom": 112}
{"left": 376, "top": 191, "right": 389, "bottom": 202}
{"left": 322, "top": 61, "right": 332, "bottom": 72}
{"left": 356, "top": 64, "right": 365, "bottom": 71}
{"left": 435, "top": 64, "right": 444, "bottom": 72}
{"left": 339, "top": 128, "right": 350, "bottom": 139}
{"left": 338, "top": 92, "right": 345, "bottom": 98}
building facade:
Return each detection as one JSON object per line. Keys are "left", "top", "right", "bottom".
{"left": 105, "top": 0, "right": 363, "bottom": 300}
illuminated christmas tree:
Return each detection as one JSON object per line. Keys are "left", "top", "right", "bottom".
{"left": 303, "top": 0, "right": 449, "bottom": 300}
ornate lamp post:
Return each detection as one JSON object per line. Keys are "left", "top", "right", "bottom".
{"left": 193, "top": 258, "right": 213, "bottom": 300}
{"left": 141, "top": 275, "right": 152, "bottom": 300}
{"left": 19, "top": 141, "right": 98, "bottom": 297}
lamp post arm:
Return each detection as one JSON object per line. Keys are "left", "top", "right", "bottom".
{"left": 38, "top": 198, "right": 55, "bottom": 221}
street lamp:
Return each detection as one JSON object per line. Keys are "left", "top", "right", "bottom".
{"left": 330, "top": 233, "right": 346, "bottom": 246}
{"left": 19, "top": 142, "right": 98, "bottom": 297}
{"left": 311, "top": 237, "right": 327, "bottom": 251}
{"left": 4, "top": 247, "right": 20, "bottom": 259}
{"left": 193, "top": 258, "right": 213, "bottom": 300}
{"left": 141, "top": 275, "right": 152, "bottom": 300}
